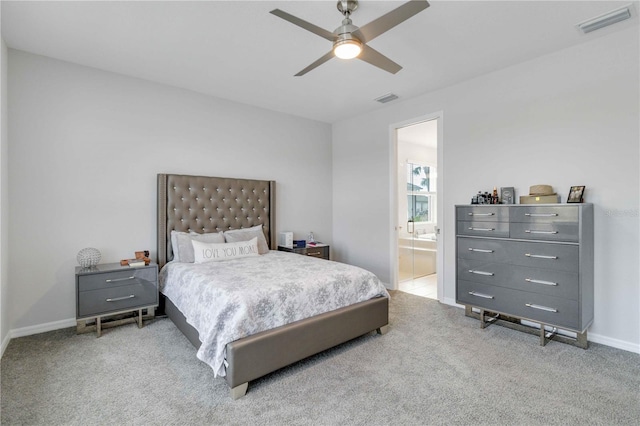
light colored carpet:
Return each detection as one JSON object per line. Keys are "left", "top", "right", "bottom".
{"left": 2, "top": 291, "right": 639, "bottom": 425}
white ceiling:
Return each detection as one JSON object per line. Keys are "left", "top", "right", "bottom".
{"left": 2, "top": 1, "right": 637, "bottom": 124}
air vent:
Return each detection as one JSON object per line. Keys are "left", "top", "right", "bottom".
{"left": 375, "top": 93, "right": 399, "bottom": 104}
{"left": 577, "top": 5, "right": 632, "bottom": 34}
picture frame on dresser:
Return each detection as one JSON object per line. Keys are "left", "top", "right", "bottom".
{"left": 567, "top": 185, "right": 585, "bottom": 203}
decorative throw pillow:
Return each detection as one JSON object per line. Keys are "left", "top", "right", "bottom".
{"left": 192, "top": 237, "right": 259, "bottom": 263}
{"left": 175, "top": 231, "right": 225, "bottom": 263}
{"left": 170, "top": 230, "right": 190, "bottom": 262}
{"left": 223, "top": 225, "right": 270, "bottom": 254}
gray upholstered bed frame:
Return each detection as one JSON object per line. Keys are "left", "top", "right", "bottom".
{"left": 157, "top": 173, "right": 389, "bottom": 399}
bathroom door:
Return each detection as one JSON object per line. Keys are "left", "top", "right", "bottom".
{"left": 399, "top": 163, "right": 420, "bottom": 281}
{"left": 406, "top": 162, "right": 436, "bottom": 280}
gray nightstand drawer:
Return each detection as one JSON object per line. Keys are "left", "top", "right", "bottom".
{"left": 457, "top": 280, "right": 580, "bottom": 331}
{"left": 278, "top": 245, "right": 330, "bottom": 260}
{"left": 78, "top": 267, "right": 157, "bottom": 292}
{"left": 510, "top": 222, "right": 579, "bottom": 242}
{"left": 456, "top": 206, "right": 509, "bottom": 222}
{"left": 457, "top": 221, "right": 509, "bottom": 238}
{"left": 78, "top": 281, "right": 157, "bottom": 318}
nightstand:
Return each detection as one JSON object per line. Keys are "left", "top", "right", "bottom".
{"left": 278, "top": 244, "right": 330, "bottom": 260}
{"left": 75, "top": 262, "right": 158, "bottom": 337}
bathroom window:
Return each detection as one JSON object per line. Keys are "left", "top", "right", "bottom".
{"left": 407, "top": 163, "right": 437, "bottom": 224}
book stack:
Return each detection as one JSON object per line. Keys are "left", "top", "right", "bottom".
{"left": 127, "top": 258, "right": 145, "bottom": 267}
{"left": 120, "top": 250, "right": 150, "bottom": 267}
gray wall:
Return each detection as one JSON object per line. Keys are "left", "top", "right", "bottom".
{"left": 7, "top": 50, "right": 333, "bottom": 333}
{"left": 332, "top": 27, "right": 639, "bottom": 352}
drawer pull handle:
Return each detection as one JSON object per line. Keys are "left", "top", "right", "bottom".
{"left": 468, "top": 291, "right": 494, "bottom": 299}
{"left": 468, "top": 227, "right": 494, "bottom": 231}
{"left": 525, "top": 303, "right": 557, "bottom": 313}
{"left": 105, "top": 276, "right": 135, "bottom": 283}
{"left": 525, "top": 253, "right": 558, "bottom": 260}
{"left": 106, "top": 294, "right": 135, "bottom": 302}
{"left": 469, "top": 269, "right": 494, "bottom": 276}
{"left": 468, "top": 248, "right": 494, "bottom": 253}
{"left": 526, "top": 278, "right": 558, "bottom": 286}
{"left": 525, "top": 213, "right": 558, "bottom": 217}
{"left": 468, "top": 212, "right": 495, "bottom": 216}
{"left": 524, "top": 230, "right": 558, "bottom": 235}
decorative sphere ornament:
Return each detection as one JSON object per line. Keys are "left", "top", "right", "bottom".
{"left": 77, "top": 247, "right": 101, "bottom": 268}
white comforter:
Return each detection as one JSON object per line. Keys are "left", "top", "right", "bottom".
{"left": 159, "top": 250, "right": 389, "bottom": 377}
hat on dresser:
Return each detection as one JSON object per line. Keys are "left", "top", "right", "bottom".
{"left": 529, "top": 184, "right": 556, "bottom": 196}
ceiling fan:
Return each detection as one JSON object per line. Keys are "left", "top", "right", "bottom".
{"left": 270, "top": 0, "right": 430, "bottom": 76}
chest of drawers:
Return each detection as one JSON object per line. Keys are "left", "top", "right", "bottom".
{"left": 76, "top": 262, "right": 159, "bottom": 337}
{"left": 455, "top": 204, "right": 593, "bottom": 348}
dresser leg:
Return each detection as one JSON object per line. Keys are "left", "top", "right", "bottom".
{"left": 96, "top": 316, "right": 102, "bottom": 338}
{"left": 540, "top": 324, "right": 559, "bottom": 346}
{"left": 576, "top": 330, "right": 588, "bottom": 349}
{"left": 137, "top": 309, "right": 143, "bottom": 328}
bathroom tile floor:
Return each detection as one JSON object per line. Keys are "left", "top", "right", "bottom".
{"left": 398, "top": 274, "right": 437, "bottom": 299}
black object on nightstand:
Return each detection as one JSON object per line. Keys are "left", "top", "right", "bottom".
{"left": 278, "top": 244, "right": 330, "bottom": 260}
{"left": 75, "top": 262, "right": 158, "bottom": 337}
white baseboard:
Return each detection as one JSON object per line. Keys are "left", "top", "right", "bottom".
{"left": 588, "top": 332, "right": 640, "bottom": 354}
{"left": 10, "top": 317, "right": 76, "bottom": 339}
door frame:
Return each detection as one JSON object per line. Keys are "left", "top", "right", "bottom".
{"left": 389, "top": 111, "right": 444, "bottom": 301}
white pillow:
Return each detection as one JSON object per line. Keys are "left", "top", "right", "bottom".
{"left": 223, "top": 225, "right": 270, "bottom": 254}
{"left": 174, "top": 231, "right": 225, "bottom": 263}
{"left": 192, "top": 237, "right": 259, "bottom": 263}
{"left": 170, "top": 230, "right": 190, "bottom": 262}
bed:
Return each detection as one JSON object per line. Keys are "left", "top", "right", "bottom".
{"left": 156, "top": 173, "right": 389, "bottom": 399}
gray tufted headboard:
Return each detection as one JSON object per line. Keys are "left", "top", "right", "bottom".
{"left": 157, "top": 174, "right": 276, "bottom": 268}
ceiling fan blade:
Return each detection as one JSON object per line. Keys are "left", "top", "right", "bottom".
{"left": 358, "top": 45, "right": 402, "bottom": 74}
{"left": 270, "top": 9, "right": 336, "bottom": 42}
{"left": 295, "top": 51, "right": 335, "bottom": 76}
{"left": 352, "top": 0, "right": 429, "bottom": 43}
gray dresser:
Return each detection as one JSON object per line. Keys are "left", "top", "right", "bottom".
{"left": 456, "top": 204, "right": 593, "bottom": 348}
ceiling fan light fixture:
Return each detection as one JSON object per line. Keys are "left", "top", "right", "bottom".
{"left": 333, "top": 38, "right": 362, "bottom": 59}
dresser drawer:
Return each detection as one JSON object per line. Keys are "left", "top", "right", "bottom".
{"left": 78, "top": 281, "right": 158, "bottom": 318}
{"left": 458, "top": 259, "right": 579, "bottom": 300}
{"left": 458, "top": 238, "right": 579, "bottom": 272}
{"left": 457, "top": 221, "right": 509, "bottom": 238}
{"left": 510, "top": 222, "right": 578, "bottom": 242}
{"left": 457, "top": 280, "right": 580, "bottom": 331}
{"left": 506, "top": 240, "right": 579, "bottom": 272}
{"left": 457, "top": 237, "right": 511, "bottom": 263}
{"left": 78, "top": 267, "right": 157, "bottom": 292}
{"left": 511, "top": 206, "right": 579, "bottom": 223}
{"left": 457, "top": 206, "right": 509, "bottom": 222}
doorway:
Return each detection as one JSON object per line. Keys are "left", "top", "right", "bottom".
{"left": 393, "top": 117, "right": 442, "bottom": 300}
